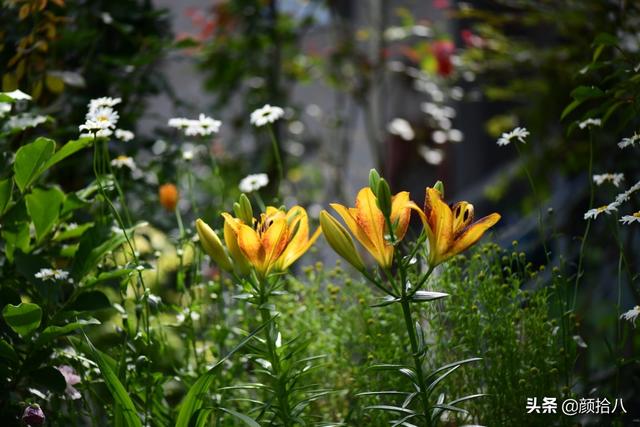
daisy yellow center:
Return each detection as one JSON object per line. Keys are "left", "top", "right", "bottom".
{"left": 596, "top": 205, "right": 608, "bottom": 212}
{"left": 633, "top": 212, "right": 640, "bottom": 218}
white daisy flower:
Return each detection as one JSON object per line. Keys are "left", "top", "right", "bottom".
{"left": 497, "top": 126, "right": 529, "bottom": 146}
{"left": 250, "top": 104, "right": 284, "bottom": 127}
{"left": 168, "top": 117, "right": 191, "bottom": 129}
{"left": 115, "top": 129, "right": 135, "bottom": 142}
{"left": 578, "top": 118, "right": 601, "bottom": 129}
{"left": 620, "top": 305, "right": 640, "bottom": 327}
{"left": 583, "top": 203, "right": 619, "bottom": 220}
{"left": 87, "top": 106, "right": 119, "bottom": 128}
{"left": 618, "top": 133, "right": 640, "bottom": 149}
{"left": 35, "top": 268, "right": 70, "bottom": 281}
{"left": 0, "top": 102, "right": 11, "bottom": 118}
{"left": 88, "top": 97, "right": 121, "bottom": 111}
{"left": 110, "top": 155, "right": 136, "bottom": 170}
{"left": 198, "top": 113, "right": 221, "bottom": 134}
{"left": 593, "top": 173, "right": 624, "bottom": 187}
{"left": 184, "top": 122, "right": 205, "bottom": 136}
{"left": 239, "top": 173, "right": 269, "bottom": 193}
{"left": 182, "top": 149, "right": 194, "bottom": 161}
{"left": 387, "top": 118, "right": 415, "bottom": 141}
{"left": 620, "top": 211, "right": 640, "bottom": 225}
{"left": 3, "top": 89, "right": 32, "bottom": 101}
{"left": 7, "top": 114, "right": 47, "bottom": 130}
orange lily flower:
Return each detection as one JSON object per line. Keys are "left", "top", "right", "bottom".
{"left": 222, "top": 206, "right": 321, "bottom": 277}
{"left": 329, "top": 187, "right": 422, "bottom": 269}
{"left": 422, "top": 187, "right": 500, "bottom": 267}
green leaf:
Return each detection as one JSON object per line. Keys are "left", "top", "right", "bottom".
{"left": 0, "top": 339, "right": 18, "bottom": 364}
{"left": 85, "top": 335, "right": 142, "bottom": 427}
{"left": 560, "top": 99, "right": 582, "bottom": 121}
{"left": 570, "top": 85, "right": 604, "bottom": 101}
{"left": 42, "top": 137, "right": 93, "bottom": 171}
{"left": 218, "top": 408, "right": 260, "bottom": 427}
{"left": 0, "top": 178, "right": 12, "bottom": 214}
{"left": 2, "top": 303, "right": 42, "bottom": 338}
{"left": 25, "top": 187, "right": 65, "bottom": 242}
{"left": 35, "top": 318, "right": 100, "bottom": 346}
{"left": 67, "top": 291, "right": 111, "bottom": 312}
{"left": 411, "top": 291, "right": 449, "bottom": 302}
{"left": 13, "top": 137, "right": 56, "bottom": 192}
{"left": 365, "top": 405, "right": 415, "bottom": 415}
{"left": 1, "top": 221, "right": 30, "bottom": 261}
{"left": 593, "top": 32, "right": 618, "bottom": 47}
{"left": 176, "top": 322, "right": 270, "bottom": 427}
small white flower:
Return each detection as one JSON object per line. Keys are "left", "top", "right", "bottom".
{"left": 198, "top": 113, "right": 221, "bottom": 134}
{"left": 387, "top": 118, "right": 415, "bottom": 141}
{"left": 88, "top": 97, "right": 121, "bottom": 111}
{"left": 110, "top": 155, "right": 136, "bottom": 170}
{"left": 250, "top": 104, "right": 284, "bottom": 127}
{"left": 497, "top": 126, "right": 529, "bottom": 146}
{"left": 583, "top": 203, "right": 618, "bottom": 220}
{"left": 168, "top": 117, "right": 190, "bottom": 129}
{"left": 620, "top": 211, "right": 640, "bottom": 225}
{"left": 384, "top": 26, "right": 409, "bottom": 41}
{"left": 184, "top": 121, "right": 205, "bottom": 136}
{"left": 35, "top": 268, "right": 69, "bottom": 281}
{"left": 0, "top": 102, "right": 11, "bottom": 118}
{"left": 7, "top": 114, "right": 47, "bottom": 130}
{"left": 182, "top": 149, "right": 194, "bottom": 161}
{"left": 578, "top": 118, "right": 601, "bottom": 129}
{"left": 239, "top": 173, "right": 269, "bottom": 193}
{"left": 3, "top": 89, "right": 32, "bottom": 101}
{"left": 592, "top": 173, "right": 624, "bottom": 187}
{"left": 115, "top": 129, "right": 134, "bottom": 142}
{"left": 620, "top": 305, "right": 640, "bottom": 327}
{"left": 65, "top": 222, "right": 78, "bottom": 230}
{"left": 87, "top": 106, "right": 118, "bottom": 128}
{"left": 618, "top": 133, "right": 640, "bottom": 149}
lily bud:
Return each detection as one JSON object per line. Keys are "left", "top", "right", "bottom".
{"left": 368, "top": 169, "right": 381, "bottom": 196}
{"left": 433, "top": 180, "right": 445, "bottom": 198}
{"left": 233, "top": 194, "right": 254, "bottom": 224}
{"left": 376, "top": 178, "right": 392, "bottom": 219}
{"left": 320, "top": 210, "right": 366, "bottom": 271}
{"left": 196, "top": 219, "right": 233, "bottom": 272}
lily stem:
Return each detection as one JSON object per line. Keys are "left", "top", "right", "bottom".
{"left": 259, "top": 280, "right": 292, "bottom": 427}
{"left": 399, "top": 269, "right": 433, "bottom": 427}
{"left": 400, "top": 297, "right": 432, "bottom": 427}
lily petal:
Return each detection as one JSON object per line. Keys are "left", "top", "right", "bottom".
{"left": 424, "top": 187, "right": 453, "bottom": 265}
{"left": 260, "top": 217, "right": 289, "bottom": 274}
{"left": 236, "top": 223, "right": 266, "bottom": 273}
{"left": 446, "top": 213, "right": 501, "bottom": 261}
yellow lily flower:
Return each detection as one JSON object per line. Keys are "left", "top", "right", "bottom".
{"left": 222, "top": 206, "right": 321, "bottom": 277}
{"left": 422, "top": 187, "right": 501, "bottom": 267}
{"left": 329, "top": 187, "right": 421, "bottom": 269}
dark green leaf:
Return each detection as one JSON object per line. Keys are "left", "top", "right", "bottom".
{"left": 13, "top": 137, "right": 56, "bottom": 192}
{"left": 593, "top": 32, "right": 618, "bottom": 47}
{"left": 0, "top": 178, "right": 12, "bottom": 214}
{"left": 35, "top": 318, "right": 101, "bottom": 346}
{"left": 560, "top": 99, "right": 582, "bottom": 121}
{"left": 67, "top": 291, "right": 111, "bottom": 312}
{"left": 0, "top": 339, "right": 18, "bottom": 364}
{"left": 85, "top": 335, "right": 142, "bottom": 427}
{"left": 218, "top": 408, "right": 260, "bottom": 427}
{"left": 2, "top": 303, "right": 42, "bottom": 337}
{"left": 25, "top": 187, "right": 65, "bottom": 242}
{"left": 570, "top": 85, "right": 604, "bottom": 101}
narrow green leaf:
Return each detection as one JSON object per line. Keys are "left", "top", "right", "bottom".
{"left": 218, "top": 408, "right": 260, "bottom": 427}
{"left": 176, "top": 322, "right": 270, "bottom": 427}
{"left": 25, "top": 187, "right": 65, "bottom": 242}
{"left": 560, "top": 99, "right": 582, "bottom": 121}
{"left": 0, "top": 178, "right": 12, "bottom": 214}
{"left": 2, "top": 303, "right": 42, "bottom": 337}
{"left": 425, "top": 357, "right": 481, "bottom": 383}
{"left": 365, "top": 405, "right": 415, "bottom": 415}
{"left": 85, "top": 335, "right": 142, "bottom": 427}
{"left": 411, "top": 291, "right": 448, "bottom": 302}
{"left": 13, "top": 137, "right": 56, "bottom": 192}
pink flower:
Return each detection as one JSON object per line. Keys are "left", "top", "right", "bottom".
{"left": 57, "top": 365, "right": 81, "bottom": 400}
{"left": 22, "top": 404, "right": 45, "bottom": 425}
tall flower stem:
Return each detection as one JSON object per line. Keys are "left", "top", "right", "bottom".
{"left": 267, "top": 125, "right": 284, "bottom": 195}
{"left": 258, "top": 278, "right": 292, "bottom": 427}
{"left": 397, "top": 268, "right": 433, "bottom": 427}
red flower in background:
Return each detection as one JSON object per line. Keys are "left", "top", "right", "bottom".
{"left": 461, "top": 29, "right": 485, "bottom": 48}
{"left": 432, "top": 40, "right": 455, "bottom": 77}
{"left": 433, "top": 0, "right": 451, "bottom": 9}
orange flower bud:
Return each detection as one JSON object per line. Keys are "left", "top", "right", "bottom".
{"left": 159, "top": 183, "right": 179, "bottom": 212}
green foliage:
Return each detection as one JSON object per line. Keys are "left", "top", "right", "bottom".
{"left": 2, "top": 302, "right": 42, "bottom": 338}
